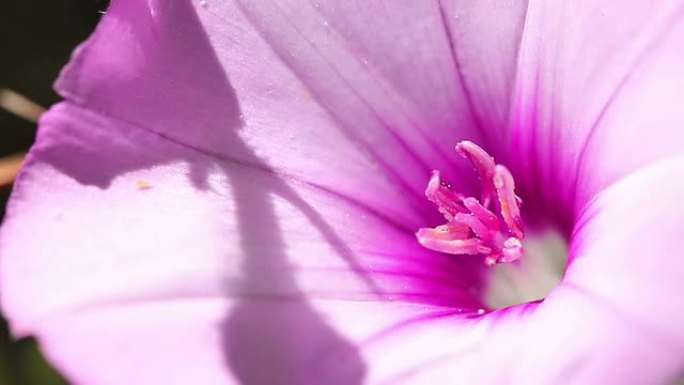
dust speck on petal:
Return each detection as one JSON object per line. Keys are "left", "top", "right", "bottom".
{"left": 136, "top": 179, "right": 152, "bottom": 190}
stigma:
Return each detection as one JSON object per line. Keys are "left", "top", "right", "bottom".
{"left": 416, "top": 141, "right": 524, "bottom": 266}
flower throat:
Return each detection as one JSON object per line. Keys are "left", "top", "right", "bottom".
{"left": 416, "top": 141, "right": 524, "bottom": 266}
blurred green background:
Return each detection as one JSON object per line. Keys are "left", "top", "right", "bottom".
{"left": 0, "top": 1, "right": 107, "bottom": 384}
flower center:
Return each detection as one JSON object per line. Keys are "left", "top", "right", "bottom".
{"left": 485, "top": 228, "right": 567, "bottom": 308}
{"left": 416, "top": 141, "right": 525, "bottom": 266}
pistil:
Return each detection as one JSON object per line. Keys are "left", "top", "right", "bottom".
{"left": 416, "top": 141, "right": 525, "bottom": 266}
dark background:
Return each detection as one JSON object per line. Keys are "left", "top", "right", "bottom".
{"left": 0, "top": 1, "right": 107, "bottom": 383}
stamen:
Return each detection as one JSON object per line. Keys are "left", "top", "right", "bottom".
{"left": 493, "top": 165, "right": 524, "bottom": 239}
{"left": 425, "top": 170, "right": 466, "bottom": 220}
{"left": 416, "top": 141, "right": 525, "bottom": 266}
{"left": 453, "top": 213, "right": 493, "bottom": 241}
{"left": 415, "top": 231, "right": 492, "bottom": 255}
{"left": 455, "top": 141, "right": 496, "bottom": 207}
{"left": 463, "top": 197, "right": 499, "bottom": 231}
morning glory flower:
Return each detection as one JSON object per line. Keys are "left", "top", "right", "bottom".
{"left": 2, "top": 0, "right": 684, "bottom": 384}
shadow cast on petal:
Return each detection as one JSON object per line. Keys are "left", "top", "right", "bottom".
{"left": 221, "top": 165, "right": 366, "bottom": 384}
{"left": 34, "top": 0, "right": 368, "bottom": 383}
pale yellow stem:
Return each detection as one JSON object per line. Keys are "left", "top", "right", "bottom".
{"left": 0, "top": 89, "right": 45, "bottom": 123}
{"left": 0, "top": 153, "right": 25, "bottom": 187}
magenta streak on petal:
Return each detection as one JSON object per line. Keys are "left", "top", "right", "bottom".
{"left": 436, "top": 1, "right": 491, "bottom": 152}
{"left": 234, "top": 3, "right": 436, "bottom": 213}
{"left": 416, "top": 141, "right": 525, "bottom": 266}
{"left": 303, "top": 2, "right": 469, "bottom": 177}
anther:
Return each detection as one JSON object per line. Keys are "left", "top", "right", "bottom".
{"left": 416, "top": 141, "right": 525, "bottom": 265}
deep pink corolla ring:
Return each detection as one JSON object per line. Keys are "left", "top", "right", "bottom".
{"left": 1, "top": 1, "right": 684, "bottom": 384}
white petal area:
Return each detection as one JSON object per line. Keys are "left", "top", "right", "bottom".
{"left": 36, "top": 299, "right": 236, "bottom": 385}
{"left": 33, "top": 299, "right": 463, "bottom": 385}
{"left": 511, "top": 155, "right": 684, "bottom": 384}
{"left": 566, "top": 154, "right": 684, "bottom": 353}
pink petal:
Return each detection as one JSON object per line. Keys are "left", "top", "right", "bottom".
{"left": 1, "top": 1, "right": 531, "bottom": 382}
{"left": 509, "top": 156, "right": 684, "bottom": 384}
{"left": 510, "top": 0, "right": 684, "bottom": 224}
{"left": 1, "top": 103, "right": 484, "bottom": 383}
{"left": 354, "top": 162, "right": 684, "bottom": 384}
{"left": 309, "top": 157, "right": 684, "bottom": 384}
{"left": 33, "top": 299, "right": 464, "bottom": 385}
{"left": 56, "top": 0, "right": 529, "bottom": 209}
{"left": 6, "top": 0, "right": 683, "bottom": 383}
